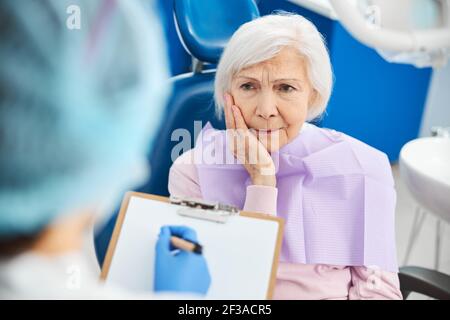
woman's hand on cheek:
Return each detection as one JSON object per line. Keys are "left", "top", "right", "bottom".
{"left": 224, "top": 93, "right": 276, "bottom": 188}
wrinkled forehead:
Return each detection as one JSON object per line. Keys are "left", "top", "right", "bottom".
{"left": 234, "top": 47, "right": 308, "bottom": 82}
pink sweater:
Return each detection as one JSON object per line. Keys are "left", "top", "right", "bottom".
{"left": 168, "top": 150, "right": 403, "bottom": 300}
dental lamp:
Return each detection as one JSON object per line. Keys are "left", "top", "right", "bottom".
{"left": 329, "top": 0, "right": 450, "bottom": 67}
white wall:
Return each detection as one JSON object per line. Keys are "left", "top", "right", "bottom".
{"left": 420, "top": 62, "right": 450, "bottom": 137}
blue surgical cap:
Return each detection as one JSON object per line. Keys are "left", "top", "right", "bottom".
{"left": 0, "top": 0, "right": 171, "bottom": 236}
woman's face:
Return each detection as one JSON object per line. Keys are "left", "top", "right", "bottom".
{"left": 230, "top": 46, "right": 315, "bottom": 152}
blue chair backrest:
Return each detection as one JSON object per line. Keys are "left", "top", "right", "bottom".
{"left": 94, "top": 0, "right": 260, "bottom": 266}
{"left": 174, "top": 0, "right": 260, "bottom": 63}
{"left": 141, "top": 0, "right": 260, "bottom": 197}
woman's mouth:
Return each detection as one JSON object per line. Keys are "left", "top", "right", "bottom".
{"left": 252, "top": 128, "right": 282, "bottom": 134}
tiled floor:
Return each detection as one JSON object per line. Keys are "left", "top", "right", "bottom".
{"left": 392, "top": 164, "right": 449, "bottom": 299}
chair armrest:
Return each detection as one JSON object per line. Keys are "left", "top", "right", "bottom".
{"left": 399, "top": 266, "right": 450, "bottom": 299}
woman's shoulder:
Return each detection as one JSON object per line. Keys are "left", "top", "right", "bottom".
{"left": 172, "top": 148, "right": 196, "bottom": 167}
{"left": 169, "top": 149, "right": 198, "bottom": 180}
{"left": 169, "top": 149, "right": 198, "bottom": 182}
{"left": 304, "top": 124, "right": 394, "bottom": 186}
{"left": 168, "top": 149, "right": 203, "bottom": 198}
{"left": 306, "top": 123, "right": 387, "bottom": 156}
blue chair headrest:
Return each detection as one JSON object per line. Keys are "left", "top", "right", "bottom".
{"left": 174, "top": 0, "right": 260, "bottom": 64}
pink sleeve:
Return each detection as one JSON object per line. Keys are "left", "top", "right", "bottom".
{"left": 168, "top": 150, "right": 279, "bottom": 216}
{"left": 274, "top": 263, "right": 352, "bottom": 300}
{"left": 348, "top": 267, "right": 403, "bottom": 300}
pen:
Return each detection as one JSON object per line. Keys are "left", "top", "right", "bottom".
{"left": 170, "top": 236, "right": 203, "bottom": 254}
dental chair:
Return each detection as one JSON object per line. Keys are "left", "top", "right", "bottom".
{"left": 94, "top": 0, "right": 260, "bottom": 267}
{"left": 399, "top": 266, "right": 450, "bottom": 300}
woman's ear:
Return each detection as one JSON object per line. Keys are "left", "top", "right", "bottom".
{"left": 305, "top": 89, "right": 319, "bottom": 121}
{"left": 308, "top": 89, "right": 318, "bottom": 107}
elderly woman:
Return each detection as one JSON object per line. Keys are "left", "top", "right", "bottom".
{"left": 169, "top": 13, "right": 402, "bottom": 300}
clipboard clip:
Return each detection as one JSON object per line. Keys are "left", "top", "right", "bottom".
{"left": 169, "top": 196, "right": 239, "bottom": 223}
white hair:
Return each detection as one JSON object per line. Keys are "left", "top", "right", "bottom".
{"left": 214, "top": 12, "right": 333, "bottom": 121}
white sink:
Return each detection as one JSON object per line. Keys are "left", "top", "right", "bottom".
{"left": 400, "top": 137, "right": 450, "bottom": 223}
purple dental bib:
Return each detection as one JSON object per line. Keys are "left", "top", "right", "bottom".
{"left": 193, "top": 122, "right": 398, "bottom": 272}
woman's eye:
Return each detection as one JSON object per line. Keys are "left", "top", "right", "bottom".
{"left": 240, "top": 83, "right": 255, "bottom": 91}
{"left": 278, "top": 84, "right": 296, "bottom": 93}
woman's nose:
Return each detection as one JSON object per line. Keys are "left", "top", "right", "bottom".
{"left": 256, "top": 93, "right": 278, "bottom": 119}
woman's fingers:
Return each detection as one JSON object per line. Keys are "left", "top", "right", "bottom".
{"left": 224, "top": 93, "right": 247, "bottom": 131}
{"left": 223, "top": 94, "right": 231, "bottom": 128}
{"left": 221, "top": 94, "right": 275, "bottom": 185}
{"left": 224, "top": 93, "right": 238, "bottom": 155}
{"left": 223, "top": 93, "right": 235, "bottom": 130}
{"left": 231, "top": 105, "right": 248, "bottom": 130}
{"left": 224, "top": 94, "right": 273, "bottom": 170}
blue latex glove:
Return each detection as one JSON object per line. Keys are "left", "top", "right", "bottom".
{"left": 154, "top": 225, "right": 211, "bottom": 295}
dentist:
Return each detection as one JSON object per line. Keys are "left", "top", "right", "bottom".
{"left": 0, "top": 0, "right": 210, "bottom": 299}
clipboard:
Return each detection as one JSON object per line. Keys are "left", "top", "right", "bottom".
{"left": 100, "top": 191, "right": 284, "bottom": 299}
